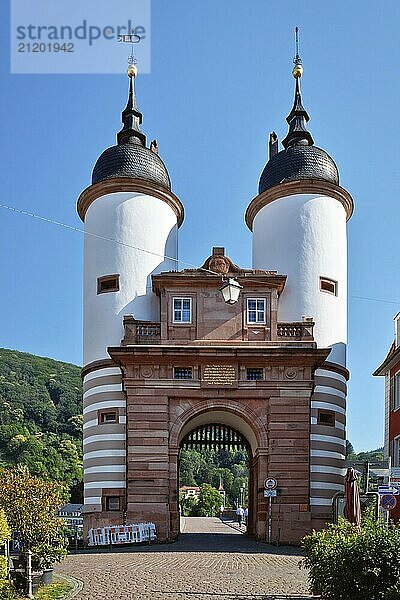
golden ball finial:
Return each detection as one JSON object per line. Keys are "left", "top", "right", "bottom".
{"left": 127, "top": 64, "right": 138, "bottom": 78}
{"left": 292, "top": 63, "right": 303, "bottom": 78}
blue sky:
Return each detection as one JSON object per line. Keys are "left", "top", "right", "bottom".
{"left": 0, "top": 0, "right": 399, "bottom": 452}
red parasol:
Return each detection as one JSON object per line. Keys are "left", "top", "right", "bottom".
{"left": 344, "top": 467, "right": 361, "bottom": 530}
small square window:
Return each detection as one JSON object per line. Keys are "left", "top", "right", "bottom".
{"left": 246, "top": 368, "right": 263, "bottom": 381}
{"left": 173, "top": 298, "right": 192, "bottom": 323}
{"left": 393, "top": 436, "right": 400, "bottom": 467}
{"left": 317, "top": 410, "right": 335, "bottom": 427}
{"left": 106, "top": 496, "right": 121, "bottom": 511}
{"left": 174, "top": 367, "right": 193, "bottom": 380}
{"left": 320, "top": 277, "right": 337, "bottom": 296}
{"left": 99, "top": 411, "right": 118, "bottom": 424}
{"left": 247, "top": 298, "right": 266, "bottom": 324}
{"left": 97, "top": 274, "right": 120, "bottom": 294}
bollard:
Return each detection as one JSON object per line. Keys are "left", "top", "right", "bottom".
{"left": 26, "top": 550, "right": 33, "bottom": 599}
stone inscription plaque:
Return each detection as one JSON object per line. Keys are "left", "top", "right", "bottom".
{"left": 202, "top": 364, "right": 237, "bottom": 386}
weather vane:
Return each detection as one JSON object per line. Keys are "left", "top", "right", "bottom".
{"left": 292, "top": 27, "right": 303, "bottom": 78}
{"left": 294, "top": 27, "right": 301, "bottom": 66}
{"left": 118, "top": 29, "right": 141, "bottom": 76}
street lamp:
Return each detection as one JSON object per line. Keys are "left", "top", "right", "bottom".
{"left": 240, "top": 483, "right": 246, "bottom": 507}
{"left": 220, "top": 278, "right": 242, "bottom": 305}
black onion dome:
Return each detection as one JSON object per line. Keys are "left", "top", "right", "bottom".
{"left": 258, "top": 145, "right": 338, "bottom": 194}
{"left": 92, "top": 72, "right": 171, "bottom": 190}
{"left": 92, "top": 142, "right": 171, "bottom": 189}
{"left": 258, "top": 50, "right": 339, "bottom": 195}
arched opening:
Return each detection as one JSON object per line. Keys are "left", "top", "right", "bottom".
{"left": 176, "top": 410, "right": 259, "bottom": 538}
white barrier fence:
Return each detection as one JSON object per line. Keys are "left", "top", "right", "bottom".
{"left": 88, "top": 523, "right": 156, "bottom": 546}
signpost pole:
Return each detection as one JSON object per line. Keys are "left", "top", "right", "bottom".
{"left": 264, "top": 477, "right": 277, "bottom": 545}
{"left": 268, "top": 496, "right": 272, "bottom": 544}
{"left": 364, "top": 461, "right": 370, "bottom": 494}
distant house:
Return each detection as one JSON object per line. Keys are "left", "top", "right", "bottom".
{"left": 180, "top": 486, "right": 200, "bottom": 500}
{"left": 374, "top": 313, "right": 400, "bottom": 520}
{"left": 57, "top": 503, "right": 84, "bottom": 527}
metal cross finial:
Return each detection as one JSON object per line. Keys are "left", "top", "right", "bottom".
{"left": 118, "top": 29, "right": 141, "bottom": 67}
{"left": 294, "top": 26, "right": 302, "bottom": 66}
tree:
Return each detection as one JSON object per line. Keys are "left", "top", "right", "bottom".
{"left": 0, "top": 466, "right": 67, "bottom": 567}
{"left": 194, "top": 484, "right": 222, "bottom": 517}
{"left": 179, "top": 447, "right": 249, "bottom": 507}
{"left": 0, "top": 349, "right": 83, "bottom": 492}
{"left": 346, "top": 440, "right": 355, "bottom": 459}
{"left": 0, "top": 509, "right": 10, "bottom": 589}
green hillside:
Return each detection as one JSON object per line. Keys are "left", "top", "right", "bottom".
{"left": 0, "top": 348, "right": 82, "bottom": 487}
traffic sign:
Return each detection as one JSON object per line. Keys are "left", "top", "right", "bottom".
{"left": 381, "top": 494, "right": 397, "bottom": 511}
{"left": 264, "top": 489, "right": 277, "bottom": 498}
{"left": 391, "top": 467, "right": 400, "bottom": 478}
{"left": 378, "top": 485, "right": 400, "bottom": 496}
{"left": 264, "top": 477, "right": 277, "bottom": 490}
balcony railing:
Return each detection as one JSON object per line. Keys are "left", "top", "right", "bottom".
{"left": 277, "top": 321, "right": 314, "bottom": 341}
{"left": 122, "top": 317, "right": 161, "bottom": 345}
{"left": 122, "top": 317, "right": 314, "bottom": 345}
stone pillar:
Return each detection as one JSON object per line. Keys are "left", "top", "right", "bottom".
{"left": 126, "top": 389, "right": 170, "bottom": 541}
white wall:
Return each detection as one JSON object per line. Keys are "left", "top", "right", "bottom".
{"left": 83, "top": 191, "right": 178, "bottom": 365}
{"left": 252, "top": 193, "right": 347, "bottom": 366}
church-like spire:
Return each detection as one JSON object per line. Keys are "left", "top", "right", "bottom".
{"left": 282, "top": 28, "right": 314, "bottom": 149}
{"left": 117, "top": 65, "right": 146, "bottom": 146}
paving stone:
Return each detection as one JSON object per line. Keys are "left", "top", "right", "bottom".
{"left": 56, "top": 518, "right": 312, "bottom": 600}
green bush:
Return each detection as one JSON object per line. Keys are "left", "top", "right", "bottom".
{"left": 193, "top": 484, "right": 222, "bottom": 517}
{"left": 0, "top": 581, "right": 19, "bottom": 599}
{"left": 0, "top": 509, "right": 11, "bottom": 596}
{"left": 0, "top": 556, "right": 7, "bottom": 581}
{"left": 301, "top": 515, "right": 400, "bottom": 599}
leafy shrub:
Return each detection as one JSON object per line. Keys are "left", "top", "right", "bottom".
{"left": 0, "top": 509, "right": 13, "bottom": 597}
{"left": 0, "top": 466, "right": 67, "bottom": 570}
{"left": 0, "top": 556, "right": 7, "bottom": 581}
{"left": 302, "top": 515, "right": 400, "bottom": 599}
{"left": 192, "top": 484, "right": 222, "bottom": 517}
{"left": 0, "top": 581, "right": 19, "bottom": 599}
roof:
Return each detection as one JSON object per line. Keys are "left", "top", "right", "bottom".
{"left": 258, "top": 64, "right": 340, "bottom": 196}
{"left": 92, "top": 143, "right": 171, "bottom": 189}
{"left": 152, "top": 247, "right": 287, "bottom": 295}
{"left": 373, "top": 341, "right": 400, "bottom": 376}
{"left": 258, "top": 145, "right": 339, "bottom": 194}
{"left": 91, "top": 73, "right": 171, "bottom": 190}
{"left": 58, "top": 503, "right": 84, "bottom": 513}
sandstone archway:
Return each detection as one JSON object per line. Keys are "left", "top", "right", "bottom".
{"left": 170, "top": 402, "right": 269, "bottom": 540}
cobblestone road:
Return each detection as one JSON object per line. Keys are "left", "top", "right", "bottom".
{"left": 56, "top": 518, "right": 311, "bottom": 600}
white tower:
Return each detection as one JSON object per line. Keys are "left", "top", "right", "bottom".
{"left": 78, "top": 68, "right": 184, "bottom": 526}
{"left": 246, "top": 53, "right": 354, "bottom": 526}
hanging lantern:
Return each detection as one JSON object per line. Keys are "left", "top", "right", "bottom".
{"left": 220, "top": 278, "right": 242, "bottom": 305}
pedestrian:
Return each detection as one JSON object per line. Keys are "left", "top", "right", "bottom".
{"left": 236, "top": 505, "right": 244, "bottom": 526}
{"left": 244, "top": 507, "right": 248, "bottom": 526}
{"left": 219, "top": 504, "right": 224, "bottom": 520}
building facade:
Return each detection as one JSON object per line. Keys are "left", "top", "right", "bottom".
{"left": 79, "top": 53, "right": 353, "bottom": 543}
{"left": 374, "top": 313, "right": 400, "bottom": 521}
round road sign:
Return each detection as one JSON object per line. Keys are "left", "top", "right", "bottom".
{"left": 381, "top": 494, "right": 397, "bottom": 511}
{"left": 264, "top": 477, "right": 277, "bottom": 490}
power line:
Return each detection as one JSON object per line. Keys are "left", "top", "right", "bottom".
{"left": 0, "top": 202, "right": 399, "bottom": 307}
{"left": 0, "top": 202, "right": 217, "bottom": 275}
{"left": 349, "top": 295, "right": 399, "bottom": 306}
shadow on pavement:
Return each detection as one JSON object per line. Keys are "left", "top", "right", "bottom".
{"left": 72, "top": 533, "right": 304, "bottom": 556}
{"left": 150, "top": 593, "right": 315, "bottom": 599}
